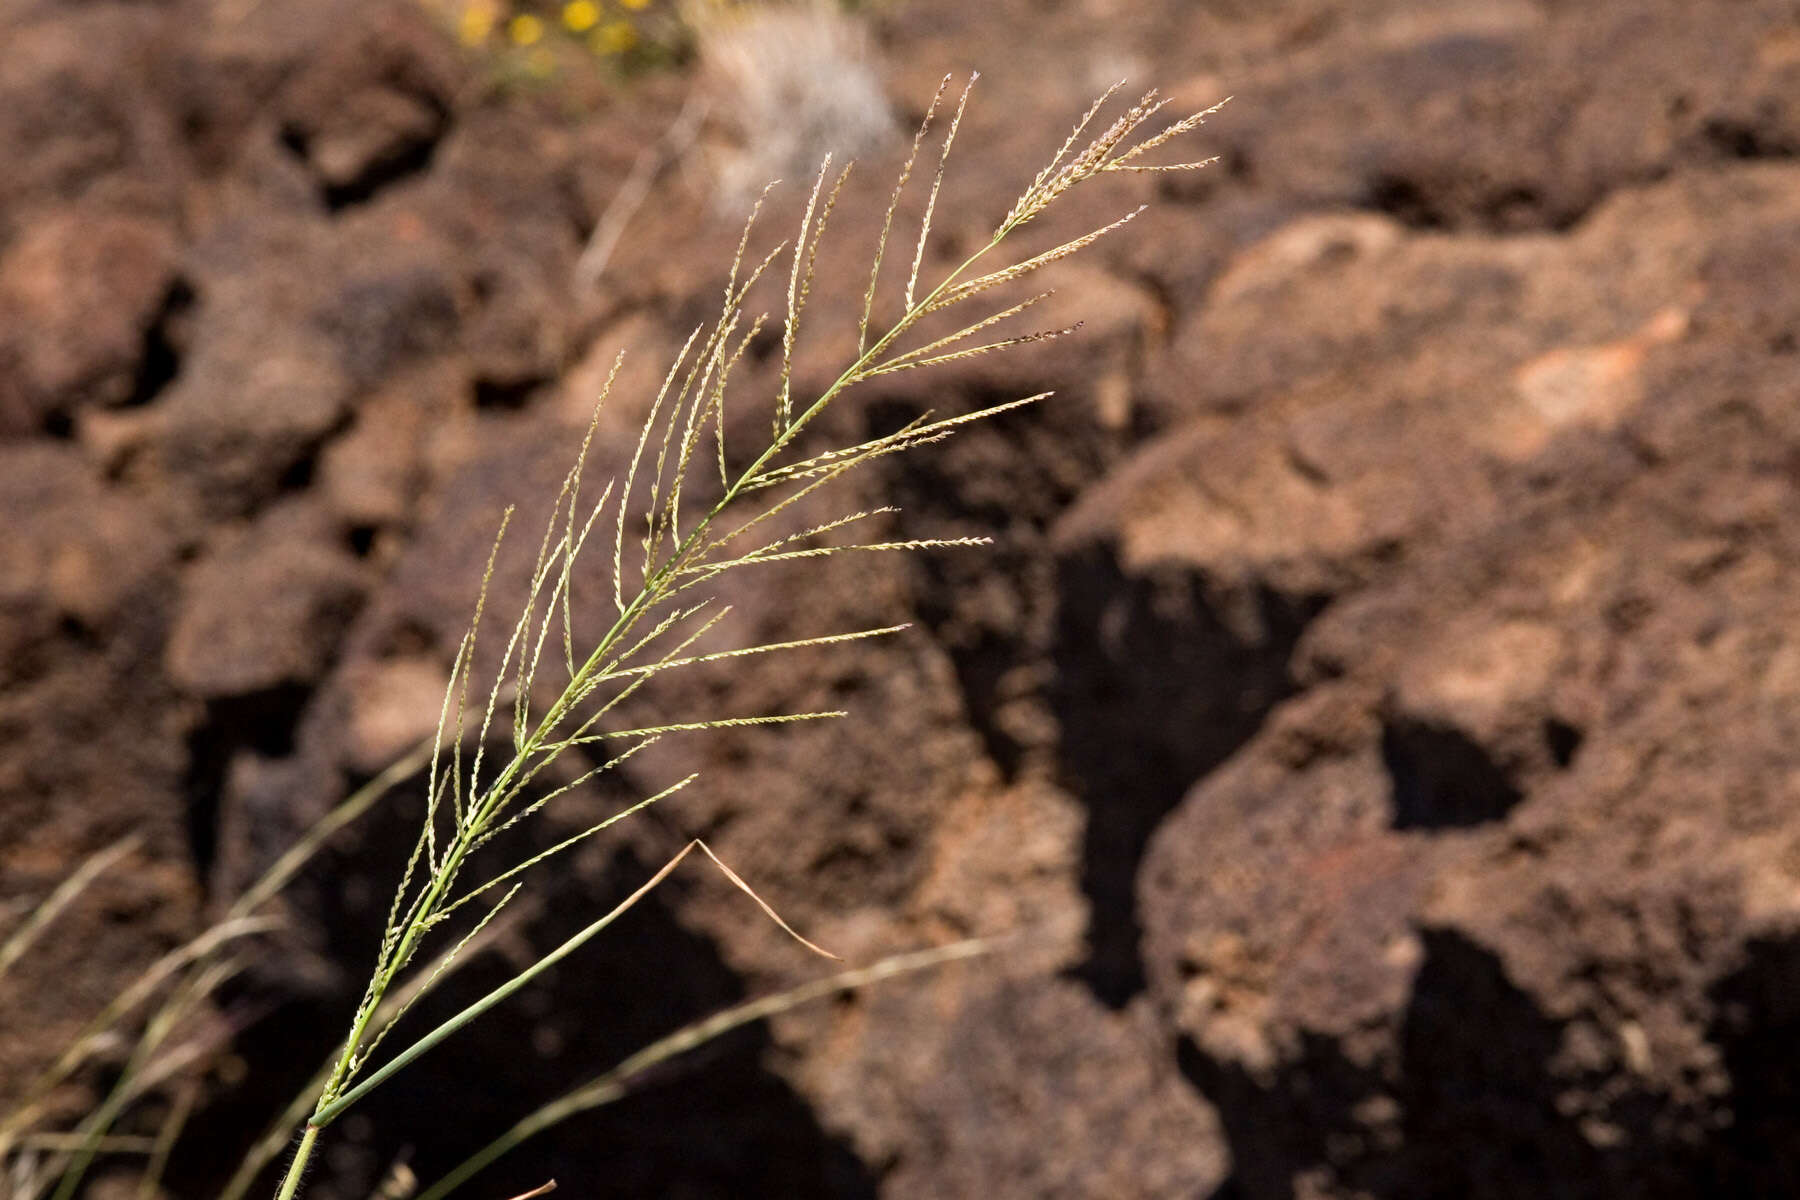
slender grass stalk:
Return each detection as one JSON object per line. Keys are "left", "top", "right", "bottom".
{"left": 134, "top": 1079, "right": 195, "bottom": 1200}
{"left": 0, "top": 836, "right": 139, "bottom": 983}
{"left": 0, "top": 749, "right": 434, "bottom": 1197}
{"left": 48, "top": 956, "right": 244, "bottom": 1200}
{"left": 0, "top": 914, "right": 277, "bottom": 1177}
{"left": 218, "top": 890, "right": 530, "bottom": 1200}
{"left": 265, "top": 77, "right": 1223, "bottom": 1198}
{"left": 9, "top": 1135, "right": 157, "bottom": 1156}
{"left": 415, "top": 938, "right": 991, "bottom": 1199}
{"left": 306, "top": 837, "right": 822, "bottom": 1131}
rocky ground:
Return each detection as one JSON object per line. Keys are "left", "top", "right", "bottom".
{"left": 3, "top": 0, "right": 1800, "bottom": 1196}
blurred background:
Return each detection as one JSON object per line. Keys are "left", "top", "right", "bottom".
{"left": 3, "top": 0, "right": 1800, "bottom": 1195}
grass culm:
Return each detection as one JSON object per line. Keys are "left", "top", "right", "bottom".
{"left": 0, "top": 75, "right": 1225, "bottom": 1200}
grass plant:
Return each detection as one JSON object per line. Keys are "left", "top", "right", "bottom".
{"left": 1, "top": 75, "right": 1221, "bottom": 1199}
{"left": 272, "top": 71, "right": 1222, "bottom": 1198}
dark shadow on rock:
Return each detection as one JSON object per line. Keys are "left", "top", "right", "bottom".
{"left": 1392, "top": 929, "right": 1595, "bottom": 1199}
{"left": 472, "top": 373, "right": 551, "bottom": 411}
{"left": 1178, "top": 1029, "right": 1384, "bottom": 1200}
{"left": 1702, "top": 117, "right": 1800, "bottom": 162}
{"left": 182, "top": 684, "right": 313, "bottom": 888}
{"left": 865, "top": 390, "right": 1122, "bottom": 782}
{"left": 1542, "top": 717, "right": 1583, "bottom": 769}
{"left": 1052, "top": 546, "right": 1323, "bottom": 1008}
{"left": 171, "top": 767, "right": 876, "bottom": 1199}
{"left": 280, "top": 111, "right": 446, "bottom": 213}
{"left": 124, "top": 276, "right": 195, "bottom": 410}
{"left": 1366, "top": 173, "right": 1451, "bottom": 231}
{"left": 1703, "top": 932, "right": 1800, "bottom": 1195}
{"left": 1381, "top": 719, "right": 1525, "bottom": 830}
{"left": 1180, "top": 929, "right": 1624, "bottom": 1199}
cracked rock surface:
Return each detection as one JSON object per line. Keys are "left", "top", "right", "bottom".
{"left": 4, "top": 0, "right": 1800, "bottom": 1196}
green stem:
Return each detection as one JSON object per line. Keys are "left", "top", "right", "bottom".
{"left": 274, "top": 1126, "right": 318, "bottom": 1200}
{"left": 310, "top": 842, "right": 697, "bottom": 1127}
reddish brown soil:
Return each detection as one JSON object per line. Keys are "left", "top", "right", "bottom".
{"left": 4, "top": 0, "right": 1800, "bottom": 1196}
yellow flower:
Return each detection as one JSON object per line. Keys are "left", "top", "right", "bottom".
{"left": 457, "top": 2, "right": 497, "bottom": 45}
{"left": 508, "top": 13, "right": 545, "bottom": 44}
{"left": 562, "top": 0, "right": 601, "bottom": 31}
{"left": 589, "top": 18, "right": 638, "bottom": 53}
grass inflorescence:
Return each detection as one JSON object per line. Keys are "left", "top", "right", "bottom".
{"left": 279, "top": 70, "right": 1224, "bottom": 1198}
{"left": 0, "top": 74, "right": 1222, "bottom": 1200}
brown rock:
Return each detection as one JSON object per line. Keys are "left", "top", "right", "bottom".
{"left": 0, "top": 445, "right": 191, "bottom": 1108}
{"left": 338, "top": 654, "right": 450, "bottom": 773}
{"left": 273, "top": 1, "right": 462, "bottom": 206}
{"left": 0, "top": 9, "right": 181, "bottom": 233}
{"left": 817, "top": 974, "right": 1230, "bottom": 1199}
{"left": 0, "top": 445, "right": 175, "bottom": 655}
{"left": 1140, "top": 257, "right": 1800, "bottom": 1195}
{"left": 165, "top": 502, "right": 369, "bottom": 697}
{"left": 0, "top": 208, "right": 180, "bottom": 434}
